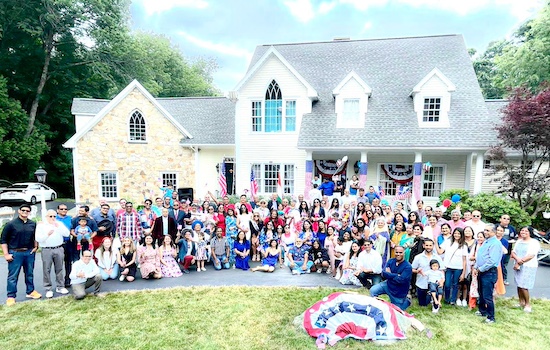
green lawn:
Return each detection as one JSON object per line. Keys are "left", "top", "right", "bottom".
{"left": 0, "top": 286, "right": 548, "bottom": 349}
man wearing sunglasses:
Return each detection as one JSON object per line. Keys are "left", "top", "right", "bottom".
{"left": 1, "top": 204, "right": 42, "bottom": 306}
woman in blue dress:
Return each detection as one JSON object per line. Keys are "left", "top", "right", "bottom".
{"left": 225, "top": 208, "right": 238, "bottom": 266}
{"left": 252, "top": 239, "right": 282, "bottom": 273}
{"left": 234, "top": 231, "right": 250, "bottom": 270}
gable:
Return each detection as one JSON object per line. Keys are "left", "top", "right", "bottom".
{"left": 64, "top": 80, "right": 192, "bottom": 148}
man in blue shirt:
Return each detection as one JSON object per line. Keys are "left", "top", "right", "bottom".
{"left": 365, "top": 186, "right": 380, "bottom": 204}
{"left": 318, "top": 177, "right": 335, "bottom": 197}
{"left": 473, "top": 224, "right": 504, "bottom": 323}
{"left": 370, "top": 246, "right": 412, "bottom": 310}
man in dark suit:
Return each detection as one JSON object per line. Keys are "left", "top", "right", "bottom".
{"left": 151, "top": 208, "right": 177, "bottom": 245}
{"left": 169, "top": 201, "right": 186, "bottom": 229}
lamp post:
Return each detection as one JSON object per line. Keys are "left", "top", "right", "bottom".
{"left": 34, "top": 167, "right": 47, "bottom": 220}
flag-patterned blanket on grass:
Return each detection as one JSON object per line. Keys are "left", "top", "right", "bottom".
{"left": 301, "top": 292, "right": 423, "bottom": 348}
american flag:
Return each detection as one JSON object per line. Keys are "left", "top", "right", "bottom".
{"left": 277, "top": 170, "right": 284, "bottom": 198}
{"left": 377, "top": 185, "right": 385, "bottom": 198}
{"left": 219, "top": 162, "right": 227, "bottom": 197}
{"left": 395, "top": 185, "right": 411, "bottom": 200}
{"left": 250, "top": 167, "right": 259, "bottom": 197}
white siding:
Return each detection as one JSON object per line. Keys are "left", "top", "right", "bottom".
{"left": 335, "top": 77, "right": 369, "bottom": 128}
{"left": 75, "top": 114, "right": 94, "bottom": 132}
{"left": 235, "top": 54, "right": 312, "bottom": 196}
{"left": 196, "top": 147, "right": 235, "bottom": 199}
{"left": 413, "top": 75, "right": 451, "bottom": 128}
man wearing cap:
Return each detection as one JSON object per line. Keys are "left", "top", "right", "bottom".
{"left": 92, "top": 203, "right": 116, "bottom": 249}
{"left": 36, "top": 209, "right": 70, "bottom": 298}
{"left": 1, "top": 204, "right": 42, "bottom": 306}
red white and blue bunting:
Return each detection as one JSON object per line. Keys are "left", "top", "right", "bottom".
{"left": 380, "top": 164, "right": 413, "bottom": 185}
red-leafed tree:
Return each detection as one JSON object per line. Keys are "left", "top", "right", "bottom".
{"left": 488, "top": 87, "right": 550, "bottom": 218}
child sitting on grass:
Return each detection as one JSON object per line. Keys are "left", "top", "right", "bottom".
{"left": 426, "top": 259, "right": 445, "bottom": 313}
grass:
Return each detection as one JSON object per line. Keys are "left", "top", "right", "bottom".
{"left": 0, "top": 286, "right": 548, "bottom": 350}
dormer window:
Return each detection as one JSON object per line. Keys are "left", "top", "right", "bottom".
{"left": 423, "top": 98, "right": 441, "bottom": 122}
{"left": 332, "top": 71, "right": 371, "bottom": 128}
{"left": 411, "top": 68, "right": 455, "bottom": 128}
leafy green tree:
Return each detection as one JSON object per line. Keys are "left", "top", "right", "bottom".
{"left": 0, "top": 76, "right": 49, "bottom": 175}
{"left": 494, "top": 4, "right": 550, "bottom": 93}
{"left": 473, "top": 40, "right": 508, "bottom": 99}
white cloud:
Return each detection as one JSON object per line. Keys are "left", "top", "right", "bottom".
{"left": 178, "top": 31, "right": 252, "bottom": 59}
{"left": 318, "top": 1, "right": 337, "bottom": 14}
{"left": 340, "top": 0, "right": 389, "bottom": 11}
{"left": 138, "top": 0, "right": 208, "bottom": 15}
{"left": 397, "top": 0, "right": 544, "bottom": 18}
{"left": 283, "top": 0, "right": 316, "bottom": 23}
{"left": 360, "top": 21, "right": 373, "bottom": 34}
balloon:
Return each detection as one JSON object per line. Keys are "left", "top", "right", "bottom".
{"left": 451, "top": 194, "right": 461, "bottom": 203}
{"left": 442, "top": 199, "right": 452, "bottom": 208}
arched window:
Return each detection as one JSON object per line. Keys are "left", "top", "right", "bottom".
{"left": 129, "top": 110, "right": 146, "bottom": 142}
{"left": 265, "top": 80, "right": 282, "bottom": 132}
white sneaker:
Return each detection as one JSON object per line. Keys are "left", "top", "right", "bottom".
{"left": 119, "top": 275, "right": 126, "bottom": 282}
{"left": 46, "top": 290, "right": 54, "bottom": 298}
{"left": 462, "top": 299, "right": 468, "bottom": 307}
{"left": 201, "top": 267, "right": 206, "bottom": 271}
{"left": 196, "top": 269, "right": 201, "bottom": 273}
{"left": 56, "top": 287, "right": 69, "bottom": 295}
{"left": 292, "top": 270, "right": 300, "bottom": 275}
{"left": 317, "top": 269, "right": 322, "bottom": 274}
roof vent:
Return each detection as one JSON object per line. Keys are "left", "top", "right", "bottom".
{"left": 333, "top": 37, "right": 350, "bottom": 41}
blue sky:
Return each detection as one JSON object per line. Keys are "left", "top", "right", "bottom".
{"left": 130, "top": 0, "right": 546, "bottom": 93}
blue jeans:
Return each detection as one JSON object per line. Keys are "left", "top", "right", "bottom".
{"left": 286, "top": 260, "right": 313, "bottom": 274}
{"left": 444, "top": 268, "right": 462, "bottom": 303}
{"left": 213, "top": 254, "right": 230, "bottom": 270}
{"left": 370, "top": 281, "right": 411, "bottom": 311}
{"left": 478, "top": 268, "right": 498, "bottom": 321}
{"left": 7, "top": 250, "right": 36, "bottom": 298}
{"left": 99, "top": 264, "right": 119, "bottom": 280}
{"left": 416, "top": 288, "right": 432, "bottom": 306}
{"left": 357, "top": 272, "right": 382, "bottom": 288}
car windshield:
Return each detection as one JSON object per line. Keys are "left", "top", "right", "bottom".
{"left": 7, "top": 185, "right": 28, "bottom": 189}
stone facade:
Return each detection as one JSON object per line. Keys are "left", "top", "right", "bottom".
{"left": 74, "top": 88, "right": 194, "bottom": 205}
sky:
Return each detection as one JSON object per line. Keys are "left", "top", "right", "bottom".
{"left": 129, "top": 0, "right": 546, "bottom": 93}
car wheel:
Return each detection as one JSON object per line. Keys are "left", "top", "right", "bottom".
{"left": 51, "top": 193, "right": 56, "bottom": 201}
{"left": 30, "top": 196, "right": 37, "bottom": 205}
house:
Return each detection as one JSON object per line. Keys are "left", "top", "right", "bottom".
{"left": 65, "top": 34, "right": 503, "bottom": 206}
{"left": 64, "top": 81, "right": 235, "bottom": 204}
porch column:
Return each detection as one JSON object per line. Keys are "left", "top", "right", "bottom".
{"left": 473, "top": 152, "right": 484, "bottom": 194}
{"left": 305, "top": 151, "right": 313, "bottom": 199}
{"left": 412, "top": 152, "right": 423, "bottom": 206}
{"left": 464, "top": 153, "right": 472, "bottom": 190}
{"left": 359, "top": 152, "right": 368, "bottom": 189}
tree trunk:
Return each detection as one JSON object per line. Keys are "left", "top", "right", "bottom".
{"left": 26, "top": 33, "right": 53, "bottom": 137}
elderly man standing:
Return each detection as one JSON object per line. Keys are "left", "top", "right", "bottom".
{"left": 464, "top": 210, "right": 486, "bottom": 235}
{"left": 36, "top": 209, "right": 70, "bottom": 298}
{"left": 1, "top": 204, "right": 42, "bottom": 306}
{"left": 473, "top": 225, "right": 503, "bottom": 324}
{"left": 69, "top": 250, "right": 102, "bottom": 300}
{"left": 369, "top": 246, "right": 412, "bottom": 311}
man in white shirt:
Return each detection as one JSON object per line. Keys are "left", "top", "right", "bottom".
{"left": 36, "top": 209, "right": 70, "bottom": 298}
{"left": 411, "top": 239, "right": 445, "bottom": 307}
{"left": 464, "top": 210, "right": 486, "bottom": 235}
{"left": 308, "top": 184, "right": 322, "bottom": 205}
{"left": 69, "top": 250, "right": 102, "bottom": 300}
{"left": 355, "top": 240, "right": 383, "bottom": 288}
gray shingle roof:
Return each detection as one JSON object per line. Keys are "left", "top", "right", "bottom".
{"left": 249, "top": 35, "right": 495, "bottom": 149}
{"left": 71, "top": 97, "right": 235, "bottom": 144}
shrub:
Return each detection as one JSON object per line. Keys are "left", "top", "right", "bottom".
{"left": 462, "top": 193, "right": 531, "bottom": 229}
{"left": 438, "top": 189, "right": 471, "bottom": 218}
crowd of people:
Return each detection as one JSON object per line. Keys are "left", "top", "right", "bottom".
{"left": 0, "top": 184, "right": 541, "bottom": 324}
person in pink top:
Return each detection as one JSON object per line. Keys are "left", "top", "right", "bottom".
{"left": 448, "top": 209, "right": 466, "bottom": 231}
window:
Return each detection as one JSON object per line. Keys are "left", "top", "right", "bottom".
{"left": 129, "top": 110, "right": 146, "bottom": 142}
{"left": 484, "top": 159, "right": 492, "bottom": 169}
{"left": 343, "top": 99, "right": 360, "bottom": 125}
{"left": 378, "top": 171, "right": 409, "bottom": 196}
{"left": 422, "top": 98, "right": 441, "bottom": 122}
{"left": 161, "top": 172, "right": 177, "bottom": 189}
{"left": 99, "top": 172, "right": 118, "bottom": 199}
{"left": 252, "top": 101, "right": 262, "bottom": 132}
{"left": 423, "top": 166, "right": 444, "bottom": 197}
{"left": 285, "top": 100, "right": 296, "bottom": 132}
{"left": 252, "top": 163, "right": 295, "bottom": 194}
{"left": 265, "top": 80, "right": 282, "bottom": 132}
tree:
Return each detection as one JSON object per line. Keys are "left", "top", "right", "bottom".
{"left": 0, "top": 76, "right": 49, "bottom": 173}
{"left": 494, "top": 3, "right": 550, "bottom": 93}
{"left": 473, "top": 40, "right": 508, "bottom": 99}
{"left": 487, "top": 87, "right": 550, "bottom": 219}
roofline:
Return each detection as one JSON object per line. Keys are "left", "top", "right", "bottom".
{"left": 232, "top": 46, "right": 318, "bottom": 100}
{"left": 485, "top": 99, "right": 509, "bottom": 102}
{"left": 179, "top": 143, "right": 235, "bottom": 147}
{"left": 297, "top": 146, "right": 489, "bottom": 153}
{"left": 260, "top": 34, "right": 461, "bottom": 47}
{"left": 64, "top": 80, "right": 193, "bottom": 148}
{"left": 411, "top": 67, "right": 456, "bottom": 95}
{"left": 333, "top": 71, "right": 372, "bottom": 96}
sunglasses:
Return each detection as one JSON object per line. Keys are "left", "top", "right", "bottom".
{"left": 20, "top": 209, "right": 31, "bottom": 212}
{"left": 59, "top": 208, "right": 68, "bottom": 211}
{"left": 473, "top": 215, "right": 481, "bottom": 218}
{"left": 47, "top": 215, "right": 56, "bottom": 217}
